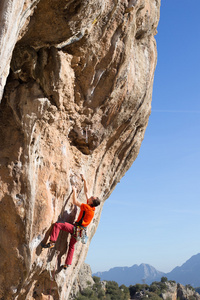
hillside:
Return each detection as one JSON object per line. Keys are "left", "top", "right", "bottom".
{"left": 167, "top": 253, "right": 200, "bottom": 287}
{"left": 94, "top": 253, "right": 200, "bottom": 287}
{"left": 76, "top": 276, "right": 200, "bottom": 300}
{"left": 94, "top": 263, "right": 165, "bottom": 286}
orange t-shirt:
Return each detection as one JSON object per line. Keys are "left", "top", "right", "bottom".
{"left": 76, "top": 203, "right": 95, "bottom": 227}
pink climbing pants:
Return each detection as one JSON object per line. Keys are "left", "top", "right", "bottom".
{"left": 50, "top": 222, "right": 77, "bottom": 265}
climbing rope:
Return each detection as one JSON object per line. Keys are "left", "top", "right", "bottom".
{"left": 48, "top": 250, "right": 59, "bottom": 300}
{"left": 47, "top": 190, "right": 62, "bottom": 300}
{"left": 47, "top": 180, "right": 83, "bottom": 299}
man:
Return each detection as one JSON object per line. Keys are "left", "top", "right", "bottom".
{"left": 42, "top": 175, "right": 101, "bottom": 269}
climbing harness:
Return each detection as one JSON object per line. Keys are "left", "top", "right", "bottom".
{"left": 74, "top": 225, "right": 88, "bottom": 244}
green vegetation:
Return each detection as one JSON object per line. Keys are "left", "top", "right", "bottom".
{"left": 75, "top": 276, "right": 200, "bottom": 300}
{"left": 75, "top": 276, "right": 130, "bottom": 300}
{"left": 185, "top": 284, "right": 195, "bottom": 291}
{"left": 129, "top": 277, "right": 169, "bottom": 299}
{"left": 161, "top": 277, "right": 168, "bottom": 283}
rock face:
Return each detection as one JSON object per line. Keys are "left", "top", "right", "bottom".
{"left": 0, "top": 0, "right": 160, "bottom": 299}
{"left": 162, "top": 282, "right": 200, "bottom": 300}
{"left": 70, "top": 263, "right": 94, "bottom": 298}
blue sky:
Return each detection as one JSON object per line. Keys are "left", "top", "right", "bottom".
{"left": 85, "top": 0, "right": 200, "bottom": 273}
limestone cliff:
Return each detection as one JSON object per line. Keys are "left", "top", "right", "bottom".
{"left": 162, "top": 282, "right": 200, "bottom": 300}
{"left": 0, "top": 0, "right": 160, "bottom": 299}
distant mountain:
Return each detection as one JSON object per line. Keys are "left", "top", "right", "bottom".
{"left": 93, "top": 263, "right": 165, "bottom": 286}
{"left": 93, "top": 253, "right": 200, "bottom": 287}
{"left": 167, "top": 253, "right": 200, "bottom": 287}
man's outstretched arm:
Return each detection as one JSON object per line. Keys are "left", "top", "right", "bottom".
{"left": 72, "top": 187, "right": 81, "bottom": 207}
{"left": 81, "top": 174, "right": 89, "bottom": 201}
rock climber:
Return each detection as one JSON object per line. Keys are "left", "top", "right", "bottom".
{"left": 42, "top": 174, "right": 101, "bottom": 269}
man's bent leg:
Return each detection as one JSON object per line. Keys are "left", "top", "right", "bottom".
{"left": 50, "top": 222, "right": 74, "bottom": 242}
{"left": 65, "top": 235, "right": 77, "bottom": 265}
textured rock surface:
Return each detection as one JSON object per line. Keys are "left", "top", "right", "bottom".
{"left": 162, "top": 282, "right": 200, "bottom": 300}
{"left": 69, "top": 263, "right": 94, "bottom": 299}
{"left": 162, "top": 282, "right": 178, "bottom": 300}
{"left": 0, "top": 0, "right": 160, "bottom": 299}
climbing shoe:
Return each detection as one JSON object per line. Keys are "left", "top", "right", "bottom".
{"left": 63, "top": 264, "right": 70, "bottom": 270}
{"left": 41, "top": 242, "right": 55, "bottom": 249}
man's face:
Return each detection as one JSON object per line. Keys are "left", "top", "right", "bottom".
{"left": 88, "top": 196, "right": 96, "bottom": 205}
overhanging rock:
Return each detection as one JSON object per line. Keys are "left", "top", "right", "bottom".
{"left": 0, "top": 0, "right": 160, "bottom": 299}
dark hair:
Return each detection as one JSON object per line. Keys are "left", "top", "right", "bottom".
{"left": 91, "top": 197, "right": 101, "bottom": 207}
